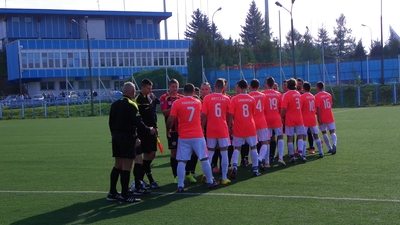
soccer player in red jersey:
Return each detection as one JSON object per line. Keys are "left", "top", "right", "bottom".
{"left": 167, "top": 83, "right": 219, "bottom": 192}
{"left": 300, "top": 82, "right": 324, "bottom": 158}
{"left": 262, "top": 77, "right": 286, "bottom": 166}
{"left": 229, "top": 79, "right": 260, "bottom": 178}
{"left": 281, "top": 78, "right": 306, "bottom": 162}
{"left": 160, "top": 79, "right": 196, "bottom": 183}
{"left": 249, "top": 79, "right": 270, "bottom": 170}
{"left": 200, "top": 82, "right": 212, "bottom": 100}
{"left": 201, "top": 79, "right": 231, "bottom": 184}
{"left": 315, "top": 81, "right": 337, "bottom": 154}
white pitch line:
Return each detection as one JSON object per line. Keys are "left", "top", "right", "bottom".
{"left": 334, "top": 108, "right": 366, "bottom": 114}
{"left": 1, "top": 190, "right": 399, "bottom": 203}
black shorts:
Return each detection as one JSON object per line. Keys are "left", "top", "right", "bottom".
{"left": 137, "top": 133, "right": 157, "bottom": 154}
{"left": 112, "top": 134, "right": 136, "bottom": 159}
{"left": 167, "top": 132, "right": 178, "bottom": 150}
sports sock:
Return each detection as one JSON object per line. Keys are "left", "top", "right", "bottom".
{"left": 120, "top": 170, "right": 130, "bottom": 198}
{"left": 264, "top": 144, "right": 270, "bottom": 164}
{"left": 269, "top": 140, "right": 276, "bottom": 159}
{"left": 170, "top": 157, "right": 178, "bottom": 177}
{"left": 220, "top": 150, "right": 229, "bottom": 180}
{"left": 185, "top": 154, "right": 197, "bottom": 175}
{"left": 143, "top": 160, "right": 154, "bottom": 183}
{"left": 109, "top": 167, "right": 121, "bottom": 194}
{"left": 258, "top": 144, "right": 267, "bottom": 161}
{"left": 303, "top": 140, "right": 307, "bottom": 156}
{"left": 177, "top": 162, "right": 186, "bottom": 188}
{"left": 208, "top": 150, "right": 215, "bottom": 165}
{"left": 288, "top": 142, "right": 294, "bottom": 156}
{"left": 231, "top": 149, "right": 240, "bottom": 168}
{"left": 331, "top": 133, "right": 337, "bottom": 146}
{"left": 228, "top": 145, "right": 234, "bottom": 166}
{"left": 323, "top": 133, "right": 332, "bottom": 150}
{"left": 297, "top": 139, "right": 304, "bottom": 156}
{"left": 308, "top": 130, "right": 314, "bottom": 148}
{"left": 277, "top": 139, "right": 284, "bottom": 159}
{"left": 134, "top": 163, "right": 143, "bottom": 189}
{"left": 201, "top": 160, "right": 214, "bottom": 184}
{"left": 211, "top": 149, "right": 220, "bottom": 167}
{"left": 250, "top": 149, "right": 258, "bottom": 168}
{"left": 241, "top": 144, "right": 249, "bottom": 162}
{"left": 315, "top": 139, "right": 323, "bottom": 154}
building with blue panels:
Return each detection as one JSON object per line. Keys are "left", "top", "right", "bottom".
{"left": 1, "top": 8, "right": 190, "bottom": 96}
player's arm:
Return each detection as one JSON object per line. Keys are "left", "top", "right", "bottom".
{"left": 201, "top": 113, "right": 207, "bottom": 132}
{"left": 162, "top": 108, "right": 171, "bottom": 117}
{"left": 316, "top": 107, "right": 322, "bottom": 125}
{"left": 281, "top": 108, "right": 287, "bottom": 122}
{"left": 166, "top": 115, "right": 176, "bottom": 132}
{"left": 227, "top": 113, "right": 233, "bottom": 135}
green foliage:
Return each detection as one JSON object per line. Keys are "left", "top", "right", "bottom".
{"left": 184, "top": 9, "right": 213, "bottom": 39}
{"left": 239, "top": 0, "right": 266, "bottom": 47}
{"left": 332, "top": 13, "right": 356, "bottom": 59}
{"left": 131, "top": 68, "right": 185, "bottom": 89}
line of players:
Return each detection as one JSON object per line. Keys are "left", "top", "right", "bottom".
{"left": 161, "top": 77, "right": 338, "bottom": 192}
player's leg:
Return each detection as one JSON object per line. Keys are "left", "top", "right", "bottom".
{"left": 176, "top": 138, "right": 192, "bottom": 192}
{"left": 168, "top": 132, "right": 179, "bottom": 182}
{"left": 240, "top": 143, "right": 249, "bottom": 167}
{"left": 194, "top": 138, "right": 219, "bottom": 188}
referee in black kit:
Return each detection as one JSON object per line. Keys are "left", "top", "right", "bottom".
{"left": 133, "top": 78, "right": 161, "bottom": 191}
{"left": 107, "top": 81, "right": 155, "bottom": 204}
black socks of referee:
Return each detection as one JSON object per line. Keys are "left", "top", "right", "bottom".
{"left": 143, "top": 160, "right": 154, "bottom": 184}
{"left": 134, "top": 163, "right": 143, "bottom": 189}
{"left": 120, "top": 170, "right": 130, "bottom": 198}
{"left": 170, "top": 157, "right": 178, "bottom": 177}
{"left": 109, "top": 167, "right": 121, "bottom": 194}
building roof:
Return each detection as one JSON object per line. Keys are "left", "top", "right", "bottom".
{"left": 0, "top": 8, "right": 172, "bottom": 20}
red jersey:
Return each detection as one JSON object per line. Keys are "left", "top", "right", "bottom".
{"left": 160, "top": 92, "right": 184, "bottom": 131}
{"left": 315, "top": 91, "right": 335, "bottom": 124}
{"left": 229, "top": 93, "right": 256, "bottom": 137}
{"left": 249, "top": 91, "right": 268, "bottom": 129}
{"left": 170, "top": 96, "right": 203, "bottom": 139}
{"left": 262, "top": 89, "right": 282, "bottom": 128}
{"left": 301, "top": 92, "right": 317, "bottom": 127}
{"left": 201, "top": 93, "right": 230, "bottom": 138}
{"left": 281, "top": 90, "right": 303, "bottom": 126}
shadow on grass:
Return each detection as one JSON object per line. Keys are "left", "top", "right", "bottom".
{"left": 10, "top": 193, "right": 194, "bottom": 225}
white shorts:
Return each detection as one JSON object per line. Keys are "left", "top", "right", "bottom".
{"left": 177, "top": 138, "right": 208, "bottom": 161}
{"left": 206, "top": 137, "right": 231, "bottom": 149}
{"left": 256, "top": 128, "right": 270, "bottom": 142}
{"left": 305, "top": 126, "right": 319, "bottom": 135}
{"left": 285, "top": 125, "right": 306, "bottom": 136}
{"left": 268, "top": 127, "right": 283, "bottom": 137}
{"left": 319, "top": 122, "right": 336, "bottom": 132}
{"left": 232, "top": 135, "right": 258, "bottom": 148}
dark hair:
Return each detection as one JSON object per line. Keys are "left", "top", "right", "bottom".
{"left": 183, "top": 83, "right": 195, "bottom": 94}
{"left": 265, "top": 77, "right": 275, "bottom": 88}
{"left": 237, "top": 79, "right": 248, "bottom": 89}
{"left": 195, "top": 87, "right": 200, "bottom": 92}
{"left": 287, "top": 78, "right": 297, "bottom": 90}
{"left": 316, "top": 81, "right": 324, "bottom": 90}
{"left": 303, "top": 82, "right": 311, "bottom": 92}
{"left": 215, "top": 79, "right": 224, "bottom": 89}
{"left": 141, "top": 78, "right": 153, "bottom": 87}
{"left": 250, "top": 79, "right": 260, "bottom": 89}
{"left": 169, "top": 79, "right": 179, "bottom": 86}
{"left": 296, "top": 78, "right": 304, "bottom": 83}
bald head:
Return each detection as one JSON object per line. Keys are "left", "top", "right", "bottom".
{"left": 122, "top": 82, "right": 136, "bottom": 98}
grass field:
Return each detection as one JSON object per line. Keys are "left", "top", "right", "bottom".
{"left": 1, "top": 107, "right": 400, "bottom": 224}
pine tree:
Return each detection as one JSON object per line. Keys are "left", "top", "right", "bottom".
{"left": 239, "top": 1, "right": 266, "bottom": 46}
{"left": 184, "top": 9, "right": 212, "bottom": 39}
{"left": 332, "top": 14, "right": 356, "bottom": 60}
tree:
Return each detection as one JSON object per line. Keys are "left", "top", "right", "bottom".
{"left": 315, "top": 25, "right": 335, "bottom": 62}
{"left": 383, "top": 36, "right": 400, "bottom": 57}
{"left": 331, "top": 14, "right": 356, "bottom": 60}
{"left": 298, "top": 28, "right": 319, "bottom": 63}
{"left": 131, "top": 68, "right": 185, "bottom": 89}
{"left": 187, "top": 29, "right": 213, "bottom": 86}
{"left": 239, "top": 0, "right": 266, "bottom": 46}
{"left": 184, "top": 9, "right": 213, "bottom": 39}
{"left": 350, "top": 39, "right": 367, "bottom": 59}
{"left": 369, "top": 40, "right": 382, "bottom": 59}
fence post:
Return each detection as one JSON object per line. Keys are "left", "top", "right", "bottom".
{"left": 375, "top": 84, "right": 379, "bottom": 106}
{"left": 0, "top": 103, "right": 2, "bottom": 119}
{"left": 340, "top": 86, "right": 344, "bottom": 108}
{"left": 55, "top": 100, "right": 59, "bottom": 117}
{"left": 21, "top": 101, "right": 25, "bottom": 119}
{"left": 44, "top": 101, "right": 47, "bottom": 118}
{"left": 367, "top": 56, "right": 370, "bottom": 84}
{"left": 394, "top": 84, "right": 397, "bottom": 105}
{"left": 357, "top": 86, "right": 361, "bottom": 107}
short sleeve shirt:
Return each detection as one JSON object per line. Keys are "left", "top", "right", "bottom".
{"left": 201, "top": 93, "right": 230, "bottom": 138}
{"left": 301, "top": 92, "right": 317, "bottom": 127}
{"left": 249, "top": 91, "right": 268, "bottom": 129}
{"left": 315, "top": 91, "right": 335, "bottom": 124}
{"left": 160, "top": 93, "right": 183, "bottom": 131}
{"left": 170, "top": 96, "right": 203, "bottom": 139}
{"left": 262, "top": 89, "right": 282, "bottom": 128}
{"left": 281, "top": 90, "right": 304, "bottom": 127}
{"left": 229, "top": 93, "right": 256, "bottom": 137}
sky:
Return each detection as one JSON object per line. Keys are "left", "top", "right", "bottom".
{"left": 2, "top": 0, "right": 399, "bottom": 48}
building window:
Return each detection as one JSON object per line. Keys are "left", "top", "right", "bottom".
{"left": 96, "top": 80, "right": 110, "bottom": 89}
{"left": 34, "top": 53, "right": 40, "bottom": 68}
{"left": 12, "top": 17, "right": 19, "bottom": 23}
{"left": 54, "top": 53, "right": 60, "bottom": 68}
{"left": 170, "top": 52, "right": 175, "bottom": 66}
{"left": 100, "top": 52, "right": 105, "bottom": 67}
{"left": 28, "top": 53, "right": 34, "bottom": 68}
{"left": 114, "top": 81, "right": 125, "bottom": 91}
{"left": 78, "top": 81, "right": 91, "bottom": 89}
{"left": 74, "top": 52, "right": 80, "bottom": 67}
{"left": 129, "top": 52, "right": 135, "bottom": 67}
{"left": 106, "top": 52, "right": 111, "bottom": 67}
{"left": 21, "top": 53, "right": 27, "bottom": 69}
{"left": 135, "top": 19, "right": 142, "bottom": 24}
{"left": 180, "top": 52, "right": 186, "bottom": 65}
{"left": 59, "top": 81, "right": 74, "bottom": 90}
{"left": 48, "top": 53, "right": 54, "bottom": 68}
{"left": 68, "top": 53, "right": 73, "bottom": 67}
{"left": 25, "top": 17, "right": 32, "bottom": 23}
{"left": 81, "top": 52, "right": 87, "bottom": 67}
{"left": 153, "top": 52, "right": 158, "bottom": 66}
{"left": 147, "top": 19, "right": 153, "bottom": 24}
{"left": 62, "top": 53, "right": 68, "bottom": 67}
{"left": 40, "top": 82, "right": 55, "bottom": 90}
{"left": 92, "top": 52, "right": 99, "bottom": 67}
{"left": 112, "top": 52, "right": 117, "bottom": 67}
